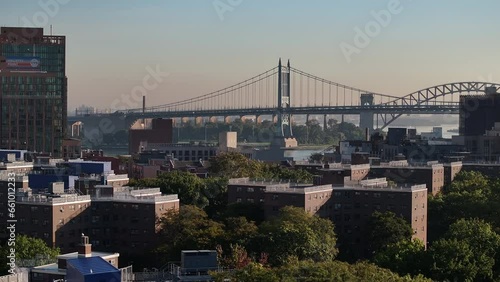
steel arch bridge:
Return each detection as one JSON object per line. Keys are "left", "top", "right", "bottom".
{"left": 70, "top": 60, "right": 500, "bottom": 136}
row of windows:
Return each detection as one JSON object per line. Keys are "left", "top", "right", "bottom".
{"left": 334, "top": 203, "right": 410, "bottom": 211}
{"left": 236, "top": 198, "right": 264, "bottom": 203}
{"left": 0, "top": 77, "right": 62, "bottom": 84}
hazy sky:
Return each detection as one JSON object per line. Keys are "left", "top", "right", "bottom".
{"left": 2, "top": 0, "right": 500, "bottom": 112}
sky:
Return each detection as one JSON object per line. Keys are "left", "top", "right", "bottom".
{"left": 2, "top": 0, "right": 500, "bottom": 112}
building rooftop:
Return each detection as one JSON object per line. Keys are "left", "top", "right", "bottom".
{"left": 340, "top": 178, "right": 427, "bottom": 192}
{"left": 67, "top": 257, "right": 119, "bottom": 275}
{"left": 16, "top": 194, "right": 91, "bottom": 205}
{"left": 265, "top": 184, "right": 333, "bottom": 194}
{"left": 0, "top": 161, "right": 34, "bottom": 169}
{"left": 93, "top": 187, "right": 179, "bottom": 204}
{"left": 31, "top": 251, "right": 119, "bottom": 276}
{"left": 16, "top": 186, "right": 179, "bottom": 204}
{"left": 371, "top": 160, "right": 443, "bottom": 169}
{"left": 228, "top": 178, "right": 310, "bottom": 187}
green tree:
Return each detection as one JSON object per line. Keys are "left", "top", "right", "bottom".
{"left": 261, "top": 164, "right": 313, "bottom": 183}
{"left": 209, "top": 152, "right": 263, "bottom": 178}
{"left": 256, "top": 206, "right": 338, "bottom": 266}
{"left": 156, "top": 205, "right": 224, "bottom": 262}
{"left": 445, "top": 170, "right": 490, "bottom": 194}
{"left": 427, "top": 171, "right": 497, "bottom": 242}
{"left": 308, "top": 152, "right": 325, "bottom": 163}
{"left": 428, "top": 238, "right": 478, "bottom": 282}
{"left": 0, "top": 235, "right": 59, "bottom": 275}
{"left": 373, "top": 239, "right": 427, "bottom": 277}
{"left": 367, "top": 211, "right": 413, "bottom": 256}
{"left": 131, "top": 171, "right": 209, "bottom": 208}
{"left": 447, "top": 218, "right": 500, "bottom": 258}
{"left": 221, "top": 217, "right": 259, "bottom": 250}
{"left": 212, "top": 260, "right": 432, "bottom": 282}
{"left": 202, "top": 177, "right": 229, "bottom": 218}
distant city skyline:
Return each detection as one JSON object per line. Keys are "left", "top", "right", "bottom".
{"left": 2, "top": 0, "right": 500, "bottom": 111}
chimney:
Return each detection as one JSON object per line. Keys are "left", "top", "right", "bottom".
{"left": 78, "top": 234, "right": 92, "bottom": 257}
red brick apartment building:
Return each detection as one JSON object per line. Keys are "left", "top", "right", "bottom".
{"left": 15, "top": 185, "right": 179, "bottom": 260}
{"left": 228, "top": 177, "right": 427, "bottom": 258}
{"left": 228, "top": 179, "right": 335, "bottom": 219}
{"left": 333, "top": 178, "right": 427, "bottom": 258}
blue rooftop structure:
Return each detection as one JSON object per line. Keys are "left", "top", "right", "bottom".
{"left": 0, "top": 149, "right": 27, "bottom": 161}
{"left": 66, "top": 256, "right": 120, "bottom": 282}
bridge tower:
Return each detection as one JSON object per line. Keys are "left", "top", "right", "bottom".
{"left": 272, "top": 59, "right": 297, "bottom": 147}
{"left": 359, "top": 93, "right": 374, "bottom": 134}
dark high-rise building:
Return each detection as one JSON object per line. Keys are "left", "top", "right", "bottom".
{"left": 387, "top": 128, "right": 407, "bottom": 146}
{"left": 0, "top": 27, "right": 67, "bottom": 156}
{"left": 459, "top": 88, "right": 500, "bottom": 136}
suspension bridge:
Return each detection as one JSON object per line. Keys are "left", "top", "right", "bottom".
{"left": 69, "top": 59, "right": 500, "bottom": 140}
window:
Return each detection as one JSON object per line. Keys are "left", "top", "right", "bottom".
{"left": 236, "top": 198, "right": 242, "bottom": 203}
{"left": 272, "top": 194, "right": 279, "bottom": 201}
{"left": 247, "top": 198, "right": 254, "bottom": 203}
{"left": 334, "top": 204, "right": 341, "bottom": 210}
{"left": 247, "top": 187, "right": 254, "bottom": 193}
{"left": 236, "top": 187, "right": 242, "bottom": 192}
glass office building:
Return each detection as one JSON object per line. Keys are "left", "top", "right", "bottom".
{"left": 0, "top": 27, "right": 67, "bottom": 156}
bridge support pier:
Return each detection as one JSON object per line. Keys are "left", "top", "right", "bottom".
{"left": 256, "top": 115, "right": 262, "bottom": 124}
{"left": 240, "top": 115, "right": 247, "bottom": 123}
{"left": 209, "top": 116, "right": 218, "bottom": 123}
{"left": 181, "top": 117, "right": 190, "bottom": 125}
{"left": 272, "top": 114, "right": 277, "bottom": 124}
{"left": 224, "top": 116, "right": 231, "bottom": 124}
{"left": 360, "top": 93, "right": 375, "bottom": 134}
{"left": 195, "top": 117, "right": 203, "bottom": 126}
